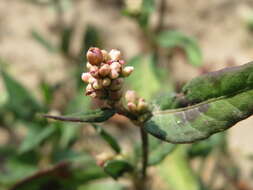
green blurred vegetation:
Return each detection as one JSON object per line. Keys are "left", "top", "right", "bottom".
{"left": 0, "top": 0, "right": 252, "bottom": 190}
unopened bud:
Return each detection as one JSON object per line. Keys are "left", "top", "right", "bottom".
{"left": 137, "top": 98, "right": 149, "bottom": 112}
{"left": 86, "top": 62, "right": 93, "bottom": 70}
{"left": 119, "top": 60, "right": 126, "bottom": 65}
{"left": 127, "top": 102, "right": 137, "bottom": 112}
{"left": 88, "top": 76, "right": 96, "bottom": 84}
{"left": 81, "top": 72, "right": 91, "bottom": 83}
{"left": 109, "top": 90, "right": 123, "bottom": 101}
{"left": 110, "top": 62, "right": 121, "bottom": 72}
{"left": 125, "top": 90, "right": 138, "bottom": 103}
{"left": 102, "top": 78, "right": 111, "bottom": 87}
{"left": 109, "top": 69, "right": 119, "bottom": 79}
{"left": 122, "top": 66, "right": 134, "bottom": 77}
{"left": 85, "top": 84, "right": 94, "bottom": 95}
{"left": 90, "top": 66, "right": 99, "bottom": 78}
{"left": 99, "top": 64, "right": 111, "bottom": 77}
{"left": 86, "top": 47, "right": 103, "bottom": 65}
{"left": 101, "top": 50, "right": 110, "bottom": 62}
{"left": 110, "top": 78, "right": 124, "bottom": 90}
{"left": 92, "top": 79, "right": 102, "bottom": 90}
{"left": 109, "top": 49, "right": 121, "bottom": 61}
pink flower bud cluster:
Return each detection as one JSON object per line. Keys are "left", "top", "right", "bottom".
{"left": 125, "top": 90, "right": 149, "bottom": 114}
{"left": 81, "top": 47, "right": 134, "bottom": 101}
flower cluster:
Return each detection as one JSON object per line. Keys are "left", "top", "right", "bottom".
{"left": 125, "top": 90, "right": 149, "bottom": 114}
{"left": 81, "top": 47, "right": 134, "bottom": 101}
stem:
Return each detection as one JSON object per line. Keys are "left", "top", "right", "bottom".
{"left": 140, "top": 127, "right": 148, "bottom": 180}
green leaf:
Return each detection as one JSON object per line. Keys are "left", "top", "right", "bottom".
{"left": 157, "top": 31, "right": 203, "bottom": 66}
{"left": 188, "top": 133, "right": 226, "bottom": 158}
{"left": 158, "top": 146, "right": 206, "bottom": 190}
{"left": 183, "top": 62, "right": 253, "bottom": 103}
{"left": 31, "top": 30, "right": 57, "bottom": 53}
{"left": 1, "top": 70, "right": 44, "bottom": 120}
{"left": 92, "top": 124, "right": 121, "bottom": 154}
{"left": 144, "top": 63, "right": 253, "bottom": 143}
{"left": 44, "top": 108, "right": 115, "bottom": 123}
{"left": 148, "top": 136, "right": 176, "bottom": 166}
{"left": 81, "top": 25, "right": 101, "bottom": 56}
{"left": 152, "top": 92, "right": 182, "bottom": 111}
{"left": 61, "top": 26, "right": 73, "bottom": 55}
{"left": 19, "top": 124, "right": 56, "bottom": 153}
{"left": 127, "top": 55, "right": 161, "bottom": 100}
{"left": 103, "top": 160, "right": 133, "bottom": 179}
{"left": 78, "top": 181, "right": 125, "bottom": 190}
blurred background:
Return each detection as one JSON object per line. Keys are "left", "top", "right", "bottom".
{"left": 0, "top": 0, "right": 253, "bottom": 190}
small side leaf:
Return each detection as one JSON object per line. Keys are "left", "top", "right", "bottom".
{"left": 44, "top": 108, "right": 115, "bottom": 123}
{"left": 157, "top": 30, "right": 203, "bottom": 66}
{"left": 103, "top": 160, "right": 133, "bottom": 179}
{"left": 92, "top": 124, "right": 121, "bottom": 154}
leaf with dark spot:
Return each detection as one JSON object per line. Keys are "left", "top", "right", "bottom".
{"left": 144, "top": 62, "right": 253, "bottom": 143}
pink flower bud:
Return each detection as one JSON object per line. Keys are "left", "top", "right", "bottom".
{"left": 109, "top": 69, "right": 119, "bottom": 79}
{"left": 137, "top": 98, "right": 149, "bottom": 112}
{"left": 99, "top": 64, "right": 111, "bottom": 77}
{"left": 122, "top": 66, "right": 134, "bottom": 77}
{"left": 90, "top": 66, "right": 99, "bottom": 78}
{"left": 109, "top": 90, "right": 123, "bottom": 100}
{"left": 88, "top": 76, "right": 96, "bottom": 84}
{"left": 101, "top": 50, "right": 110, "bottom": 62}
{"left": 109, "top": 49, "right": 121, "bottom": 61}
{"left": 102, "top": 78, "right": 111, "bottom": 87}
{"left": 86, "top": 47, "right": 103, "bottom": 65}
{"left": 125, "top": 90, "right": 138, "bottom": 103}
{"left": 110, "top": 78, "right": 124, "bottom": 90}
{"left": 119, "top": 60, "right": 126, "bottom": 65}
{"left": 81, "top": 72, "right": 91, "bottom": 83}
{"left": 127, "top": 102, "right": 137, "bottom": 112}
{"left": 85, "top": 84, "right": 94, "bottom": 95}
{"left": 110, "top": 62, "right": 121, "bottom": 72}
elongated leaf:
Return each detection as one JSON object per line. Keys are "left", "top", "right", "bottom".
{"left": 44, "top": 108, "right": 115, "bottom": 123}
{"left": 188, "top": 133, "right": 226, "bottom": 158}
{"left": 103, "top": 160, "right": 133, "bottom": 179}
{"left": 1, "top": 71, "right": 43, "bottom": 120}
{"left": 157, "top": 31, "right": 203, "bottom": 66}
{"left": 127, "top": 55, "right": 161, "bottom": 100}
{"left": 61, "top": 26, "right": 73, "bottom": 55}
{"left": 144, "top": 89, "right": 253, "bottom": 143}
{"left": 19, "top": 124, "right": 57, "bottom": 153}
{"left": 31, "top": 30, "right": 57, "bottom": 53}
{"left": 144, "top": 63, "right": 253, "bottom": 143}
{"left": 92, "top": 125, "right": 121, "bottom": 154}
{"left": 159, "top": 146, "right": 206, "bottom": 190}
{"left": 183, "top": 62, "right": 253, "bottom": 103}
{"left": 148, "top": 138, "right": 176, "bottom": 166}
